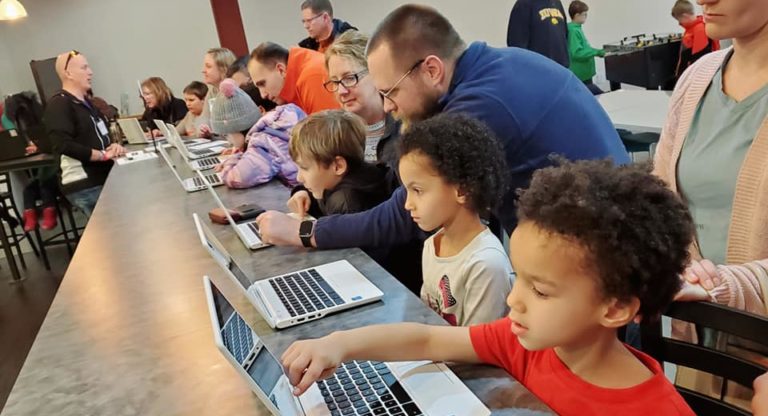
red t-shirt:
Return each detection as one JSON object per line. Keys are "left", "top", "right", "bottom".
{"left": 470, "top": 318, "right": 695, "bottom": 415}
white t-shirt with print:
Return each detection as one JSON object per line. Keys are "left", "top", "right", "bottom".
{"left": 421, "top": 227, "right": 514, "bottom": 326}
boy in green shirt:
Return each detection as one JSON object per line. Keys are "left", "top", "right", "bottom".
{"left": 567, "top": 1, "right": 605, "bottom": 95}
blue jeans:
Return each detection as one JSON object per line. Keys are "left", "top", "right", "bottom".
{"left": 67, "top": 186, "right": 103, "bottom": 218}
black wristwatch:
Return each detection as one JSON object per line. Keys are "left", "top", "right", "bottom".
{"left": 299, "top": 220, "right": 316, "bottom": 248}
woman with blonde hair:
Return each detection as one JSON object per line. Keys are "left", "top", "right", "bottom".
{"left": 199, "top": 47, "right": 236, "bottom": 137}
{"left": 322, "top": 30, "right": 400, "bottom": 190}
{"left": 139, "top": 77, "right": 187, "bottom": 136}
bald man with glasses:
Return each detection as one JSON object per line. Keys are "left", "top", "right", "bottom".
{"left": 43, "top": 50, "right": 125, "bottom": 217}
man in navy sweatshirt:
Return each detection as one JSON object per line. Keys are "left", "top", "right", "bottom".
{"left": 256, "top": 4, "right": 628, "bottom": 251}
{"left": 507, "top": 0, "right": 570, "bottom": 67}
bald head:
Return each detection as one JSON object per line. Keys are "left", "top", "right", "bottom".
{"left": 55, "top": 50, "right": 93, "bottom": 98}
{"left": 367, "top": 4, "right": 465, "bottom": 70}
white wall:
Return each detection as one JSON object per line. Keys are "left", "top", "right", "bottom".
{"left": 0, "top": 0, "right": 695, "bottom": 111}
{"left": 240, "top": 0, "right": 689, "bottom": 84}
{"left": 0, "top": 0, "right": 219, "bottom": 115}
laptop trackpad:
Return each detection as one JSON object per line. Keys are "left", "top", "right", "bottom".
{"left": 392, "top": 362, "right": 490, "bottom": 416}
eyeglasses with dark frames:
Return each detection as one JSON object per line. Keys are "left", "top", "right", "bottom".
{"left": 378, "top": 59, "right": 425, "bottom": 104}
{"left": 64, "top": 50, "right": 80, "bottom": 71}
{"left": 323, "top": 70, "right": 369, "bottom": 92}
{"left": 301, "top": 13, "right": 325, "bottom": 24}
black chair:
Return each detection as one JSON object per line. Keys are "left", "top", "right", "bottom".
{"left": 0, "top": 173, "right": 41, "bottom": 270}
{"left": 641, "top": 301, "right": 768, "bottom": 416}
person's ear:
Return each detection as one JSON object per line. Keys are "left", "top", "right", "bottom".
{"left": 454, "top": 186, "right": 469, "bottom": 206}
{"left": 422, "top": 55, "right": 446, "bottom": 88}
{"left": 275, "top": 62, "right": 287, "bottom": 78}
{"left": 332, "top": 156, "right": 348, "bottom": 176}
{"left": 599, "top": 296, "right": 641, "bottom": 328}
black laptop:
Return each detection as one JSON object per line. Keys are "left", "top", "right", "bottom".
{"left": 0, "top": 130, "right": 30, "bottom": 161}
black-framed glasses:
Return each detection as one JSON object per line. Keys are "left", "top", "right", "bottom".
{"left": 378, "top": 59, "right": 425, "bottom": 103}
{"left": 323, "top": 70, "right": 369, "bottom": 92}
{"left": 301, "top": 13, "right": 324, "bottom": 24}
{"left": 64, "top": 50, "right": 80, "bottom": 71}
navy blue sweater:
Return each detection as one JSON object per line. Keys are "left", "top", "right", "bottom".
{"left": 507, "top": 0, "right": 570, "bottom": 67}
{"left": 314, "top": 42, "right": 628, "bottom": 249}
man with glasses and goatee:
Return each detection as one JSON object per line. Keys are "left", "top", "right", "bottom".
{"left": 43, "top": 50, "right": 125, "bottom": 217}
{"left": 256, "top": 5, "right": 628, "bottom": 255}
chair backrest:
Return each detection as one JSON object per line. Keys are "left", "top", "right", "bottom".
{"left": 641, "top": 301, "right": 768, "bottom": 416}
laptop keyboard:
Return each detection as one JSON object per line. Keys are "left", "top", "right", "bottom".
{"left": 318, "top": 360, "right": 422, "bottom": 416}
{"left": 191, "top": 147, "right": 214, "bottom": 156}
{"left": 268, "top": 269, "right": 345, "bottom": 317}
{"left": 221, "top": 313, "right": 254, "bottom": 366}
{"left": 196, "top": 157, "right": 218, "bottom": 167}
{"left": 192, "top": 174, "right": 222, "bottom": 187}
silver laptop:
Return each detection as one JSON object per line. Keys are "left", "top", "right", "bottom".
{"left": 203, "top": 276, "right": 490, "bottom": 416}
{"left": 193, "top": 213, "right": 383, "bottom": 329}
{"left": 196, "top": 170, "right": 267, "bottom": 250}
{"left": 117, "top": 118, "right": 160, "bottom": 144}
{"left": 156, "top": 121, "right": 221, "bottom": 170}
{"left": 157, "top": 144, "right": 223, "bottom": 192}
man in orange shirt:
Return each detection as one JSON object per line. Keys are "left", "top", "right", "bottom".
{"left": 247, "top": 42, "right": 340, "bottom": 115}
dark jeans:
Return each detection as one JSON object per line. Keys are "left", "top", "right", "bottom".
{"left": 583, "top": 79, "right": 604, "bottom": 96}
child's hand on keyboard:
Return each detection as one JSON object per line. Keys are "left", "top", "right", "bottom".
{"left": 281, "top": 334, "right": 344, "bottom": 395}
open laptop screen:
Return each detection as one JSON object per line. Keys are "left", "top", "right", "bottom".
{"left": 247, "top": 346, "right": 284, "bottom": 399}
{"left": 208, "top": 277, "right": 284, "bottom": 402}
{"left": 227, "top": 259, "right": 254, "bottom": 293}
{"left": 210, "top": 278, "right": 236, "bottom": 335}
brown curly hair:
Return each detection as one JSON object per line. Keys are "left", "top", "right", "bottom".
{"left": 399, "top": 113, "right": 507, "bottom": 217}
{"left": 516, "top": 159, "right": 694, "bottom": 321}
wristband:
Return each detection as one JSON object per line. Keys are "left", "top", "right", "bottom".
{"left": 101, "top": 150, "right": 108, "bottom": 161}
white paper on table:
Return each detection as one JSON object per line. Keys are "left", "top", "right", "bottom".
{"left": 115, "top": 151, "right": 158, "bottom": 165}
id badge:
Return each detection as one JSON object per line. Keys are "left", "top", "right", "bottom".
{"left": 96, "top": 119, "right": 109, "bottom": 137}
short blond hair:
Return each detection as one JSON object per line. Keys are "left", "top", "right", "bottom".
{"left": 206, "top": 48, "right": 236, "bottom": 79}
{"left": 325, "top": 30, "right": 368, "bottom": 70}
{"left": 290, "top": 110, "right": 366, "bottom": 167}
{"left": 141, "top": 77, "right": 173, "bottom": 108}
{"left": 671, "top": 0, "right": 694, "bottom": 18}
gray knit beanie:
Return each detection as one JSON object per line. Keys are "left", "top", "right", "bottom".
{"left": 210, "top": 78, "right": 262, "bottom": 135}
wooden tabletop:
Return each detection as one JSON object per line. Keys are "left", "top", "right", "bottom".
{"left": 1, "top": 149, "right": 553, "bottom": 415}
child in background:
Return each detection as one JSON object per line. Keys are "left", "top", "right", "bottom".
{"left": 567, "top": 1, "right": 606, "bottom": 95}
{"left": 287, "top": 110, "right": 390, "bottom": 217}
{"left": 281, "top": 159, "right": 697, "bottom": 416}
{"left": 672, "top": 0, "right": 720, "bottom": 78}
{"left": 175, "top": 81, "right": 209, "bottom": 138}
{"left": 212, "top": 79, "right": 305, "bottom": 189}
{"left": 401, "top": 114, "right": 512, "bottom": 326}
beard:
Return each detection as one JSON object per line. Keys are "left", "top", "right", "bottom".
{"left": 394, "top": 91, "right": 443, "bottom": 132}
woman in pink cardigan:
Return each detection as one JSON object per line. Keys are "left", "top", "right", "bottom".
{"left": 658, "top": 0, "right": 768, "bottom": 316}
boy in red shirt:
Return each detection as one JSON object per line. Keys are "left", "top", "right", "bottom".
{"left": 281, "top": 144, "right": 697, "bottom": 414}
{"left": 671, "top": 0, "right": 720, "bottom": 77}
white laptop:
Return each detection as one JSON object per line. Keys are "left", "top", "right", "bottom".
{"left": 157, "top": 144, "right": 223, "bottom": 192}
{"left": 203, "top": 276, "right": 490, "bottom": 416}
{"left": 117, "top": 117, "right": 163, "bottom": 144}
{"left": 193, "top": 213, "right": 383, "bottom": 329}
{"left": 153, "top": 120, "right": 209, "bottom": 147}
{"left": 196, "top": 170, "right": 268, "bottom": 250}
{"left": 164, "top": 122, "right": 228, "bottom": 160}
{"left": 163, "top": 123, "right": 225, "bottom": 171}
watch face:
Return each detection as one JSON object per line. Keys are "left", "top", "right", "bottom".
{"left": 299, "top": 220, "right": 314, "bottom": 236}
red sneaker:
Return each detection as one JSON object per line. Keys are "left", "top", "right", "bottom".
{"left": 23, "top": 209, "right": 38, "bottom": 232}
{"left": 41, "top": 206, "right": 57, "bottom": 230}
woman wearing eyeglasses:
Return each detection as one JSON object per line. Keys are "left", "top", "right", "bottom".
{"left": 322, "top": 30, "right": 402, "bottom": 192}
